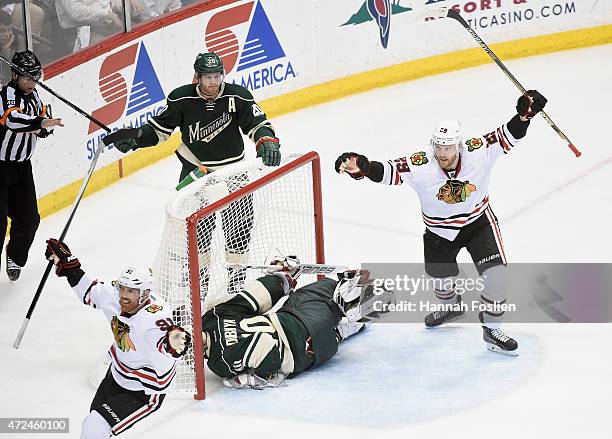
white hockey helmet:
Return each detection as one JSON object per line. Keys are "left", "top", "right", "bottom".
{"left": 115, "top": 266, "right": 153, "bottom": 305}
{"left": 430, "top": 120, "right": 463, "bottom": 157}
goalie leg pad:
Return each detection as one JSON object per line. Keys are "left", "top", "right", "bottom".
{"left": 335, "top": 280, "right": 396, "bottom": 322}
{"left": 333, "top": 269, "right": 369, "bottom": 305}
{"left": 336, "top": 317, "right": 367, "bottom": 341}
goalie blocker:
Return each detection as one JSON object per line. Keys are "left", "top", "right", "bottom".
{"left": 201, "top": 264, "right": 395, "bottom": 389}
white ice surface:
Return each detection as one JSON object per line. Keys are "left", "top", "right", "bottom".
{"left": 1, "top": 44, "right": 612, "bottom": 438}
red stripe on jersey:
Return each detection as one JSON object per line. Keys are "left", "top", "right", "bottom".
{"left": 110, "top": 346, "right": 176, "bottom": 386}
{"left": 112, "top": 394, "right": 160, "bottom": 435}
{"left": 485, "top": 207, "right": 507, "bottom": 263}
{"left": 157, "top": 337, "right": 165, "bottom": 353}
{"left": 422, "top": 197, "right": 489, "bottom": 225}
{"left": 82, "top": 280, "right": 98, "bottom": 306}
{"left": 497, "top": 127, "right": 511, "bottom": 152}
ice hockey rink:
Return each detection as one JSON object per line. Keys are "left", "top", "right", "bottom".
{"left": 2, "top": 43, "right": 612, "bottom": 438}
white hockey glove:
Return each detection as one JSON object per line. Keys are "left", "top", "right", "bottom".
{"left": 165, "top": 326, "right": 192, "bottom": 358}
{"left": 223, "top": 372, "right": 287, "bottom": 390}
{"left": 267, "top": 256, "right": 300, "bottom": 293}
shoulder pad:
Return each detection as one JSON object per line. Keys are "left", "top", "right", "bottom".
{"left": 145, "top": 304, "right": 164, "bottom": 314}
{"left": 221, "top": 83, "right": 254, "bottom": 100}
{"left": 167, "top": 84, "right": 197, "bottom": 101}
{"left": 409, "top": 150, "right": 430, "bottom": 166}
{"left": 464, "top": 137, "right": 484, "bottom": 152}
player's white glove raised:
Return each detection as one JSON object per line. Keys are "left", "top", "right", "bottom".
{"left": 267, "top": 256, "right": 300, "bottom": 293}
{"left": 223, "top": 372, "right": 287, "bottom": 390}
{"left": 164, "top": 326, "right": 192, "bottom": 358}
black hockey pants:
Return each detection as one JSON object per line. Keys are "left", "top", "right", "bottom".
{"left": 0, "top": 160, "right": 40, "bottom": 268}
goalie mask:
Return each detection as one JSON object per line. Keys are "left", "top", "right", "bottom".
{"left": 115, "top": 266, "right": 153, "bottom": 305}
{"left": 430, "top": 120, "right": 463, "bottom": 161}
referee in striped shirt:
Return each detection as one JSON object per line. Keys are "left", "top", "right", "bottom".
{"left": 0, "top": 50, "right": 63, "bottom": 282}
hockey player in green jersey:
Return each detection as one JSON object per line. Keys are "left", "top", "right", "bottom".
{"left": 103, "top": 52, "right": 281, "bottom": 293}
{"left": 102, "top": 51, "right": 281, "bottom": 178}
{"left": 200, "top": 258, "right": 395, "bottom": 389}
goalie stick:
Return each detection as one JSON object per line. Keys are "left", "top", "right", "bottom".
{"left": 227, "top": 262, "right": 348, "bottom": 280}
{"left": 11, "top": 60, "right": 112, "bottom": 349}
{"left": 438, "top": 7, "right": 582, "bottom": 158}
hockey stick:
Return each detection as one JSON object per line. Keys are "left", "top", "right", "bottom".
{"left": 227, "top": 263, "right": 348, "bottom": 278}
{"left": 438, "top": 7, "right": 582, "bottom": 158}
{"left": 13, "top": 142, "right": 106, "bottom": 349}
{"left": 12, "top": 67, "right": 112, "bottom": 349}
{"left": 0, "top": 54, "right": 110, "bottom": 131}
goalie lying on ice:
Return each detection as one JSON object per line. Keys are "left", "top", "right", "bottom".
{"left": 201, "top": 266, "right": 395, "bottom": 389}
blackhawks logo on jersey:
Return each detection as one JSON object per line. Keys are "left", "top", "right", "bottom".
{"left": 146, "top": 304, "right": 163, "bottom": 313}
{"left": 410, "top": 151, "right": 428, "bottom": 166}
{"left": 111, "top": 316, "right": 136, "bottom": 352}
{"left": 466, "top": 138, "right": 483, "bottom": 152}
{"left": 437, "top": 180, "right": 477, "bottom": 204}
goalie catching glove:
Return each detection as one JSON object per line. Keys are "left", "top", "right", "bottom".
{"left": 335, "top": 152, "right": 371, "bottom": 180}
{"left": 267, "top": 256, "right": 301, "bottom": 292}
{"left": 164, "top": 325, "right": 192, "bottom": 358}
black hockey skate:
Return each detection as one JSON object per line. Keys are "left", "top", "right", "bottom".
{"left": 482, "top": 326, "right": 518, "bottom": 356}
{"left": 424, "top": 295, "right": 466, "bottom": 327}
{"left": 6, "top": 254, "right": 21, "bottom": 282}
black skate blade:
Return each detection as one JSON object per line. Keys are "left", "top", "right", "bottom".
{"left": 486, "top": 343, "right": 519, "bottom": 356}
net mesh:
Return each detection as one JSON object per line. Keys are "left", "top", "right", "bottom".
{"left": 153, "top": 153, "right": 320, "bottom": 396}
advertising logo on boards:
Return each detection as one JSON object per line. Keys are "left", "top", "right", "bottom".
{"left": 205, "top": 0, "right": 296, "bottom": 91}
{"left": 342, "top": 0, "right": 412, "bottom": 48}
{"left": 86, "top": 42, "right": 166, "bottom": 159}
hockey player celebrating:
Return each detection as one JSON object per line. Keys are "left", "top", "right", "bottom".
{"left": 45, "top": 238, "right": 191, "bottom": 438}
{"left": 102, "top": 52, "right": 281, "bottom": 294}
{"left": 335, "top": 91, "right": 548, "bottom": 356}
{"left": 201, "top": 258, "right": 394, "bottom": 389}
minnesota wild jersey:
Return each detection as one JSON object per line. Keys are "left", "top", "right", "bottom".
{"left": 147, "top": 82, "right": 275, "bottom": 169}
{"left": 201, "top": 274, "right": 311, "bottom": 379}
{"left": 71, "top": 273, "right": 179, "bottom": 394}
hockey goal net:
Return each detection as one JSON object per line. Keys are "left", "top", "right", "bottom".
{"left": 153, "top": 152, "right": 323, "bottom": 399}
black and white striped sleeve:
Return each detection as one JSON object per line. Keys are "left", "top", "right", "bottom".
{"left": 377, "top": 157, "right": 412, "bottom": 186}
{"left": 0, "top": 91, "right": 43, "bottom": 133}
{"left": 484, "top": 115, "right": 529, "bottom": 162}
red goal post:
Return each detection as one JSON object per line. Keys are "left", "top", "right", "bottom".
{"left": 154, "top": 152, "right": 324, "bottom": 400}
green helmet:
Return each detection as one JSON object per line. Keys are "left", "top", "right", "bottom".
{"left": 194, "top": 52, "right": 224, "bottom": 75}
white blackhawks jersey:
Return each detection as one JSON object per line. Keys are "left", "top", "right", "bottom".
{"left": 379, "top": 122, "right": 522, "bottom": 241}
{"left": 72, "top": 274, "right": 178, "bottom": 394}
